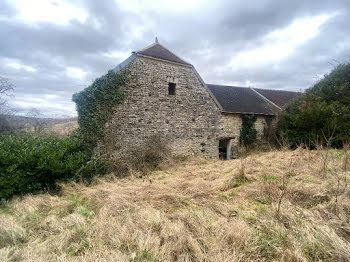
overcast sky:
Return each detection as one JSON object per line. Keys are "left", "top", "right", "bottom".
{"left": 1, "top": 0, "right": 349, "bottom": 117}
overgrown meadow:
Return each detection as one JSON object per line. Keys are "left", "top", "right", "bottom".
{"left": 1, "top": 149, "right": 350, "bottom": 261}
{"left": 1, "top": 63, "right": 350, "bottom": 261}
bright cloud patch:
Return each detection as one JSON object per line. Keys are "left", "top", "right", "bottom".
{"left": 12, "top": 96, "right": 76, "bottom": 117}
{"left": 102, "top": 50, "right": 131, "bottom": 60}
{"left": 6, "top": 60, "right": 36, "bottom": 72}
{"left": 9, "top": 0, "right": 87, "bottom": 25}
{"left": 230, "top": 14, "right": 336, "bottom": 69}
{"left": 66, "top": 67, "right": 87, "bottom": 80}
{"left": 115, "top": 0, "right": 203, "bottom": 13}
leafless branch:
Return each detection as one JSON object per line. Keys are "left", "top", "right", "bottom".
{"left": 0, "top": 76, "right": 14, "bottom": 96}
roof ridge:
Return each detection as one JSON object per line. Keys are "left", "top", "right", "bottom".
{"left": 252, "top": 87, "right": 301, "bottom": 94}
{"left": 136, "top": 42, "right": 191, "bottom": 65}
{"left": 134, "top": 42, "right": 158, "bottom": 53}
{"left": 207, "top": 84, "right": 277, "bottom": 115}
{"left": 207, "top": 84, "right": 250, "bottom": 89}
{"left": 153, "top": 43, "right": 191, "bottom": 65}
{"left": 208, "top": 84, "right": 301, "bottom": 94}
{"left": 250, "top": 87, "right": 281, "bottom": 110}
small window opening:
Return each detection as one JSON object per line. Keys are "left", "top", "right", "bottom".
{"left": 168, "top": 82, "right": 176, "bottom": 95}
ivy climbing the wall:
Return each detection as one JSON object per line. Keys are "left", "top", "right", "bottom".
{"left": 72, "top": 70, "right": 128, "bottom": 148}
{"left": 263, "top": 115, "right": 275, "bottom": 140}
{"left": 240, "top": 114, "right": 258, "bottom": 146}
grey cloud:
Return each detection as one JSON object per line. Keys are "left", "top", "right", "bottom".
{"left": 0, "top": 1, "right": 16, "bottom": 17}
{"left": 0, "top": 0, "right": 349, "bottom": 116}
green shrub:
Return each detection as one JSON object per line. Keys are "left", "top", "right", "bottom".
{"left": 278, "top": 62, "right": 350, "bottom": 148}
{"left": 0, "top": 131, "right": 104, "bottom": 200}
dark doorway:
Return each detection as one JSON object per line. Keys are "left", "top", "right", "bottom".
{"left": 219, "top": 139, "right": 232, "bottom": 160}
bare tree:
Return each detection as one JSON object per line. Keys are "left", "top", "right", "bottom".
{"left": 26, "top": 108, "right": 42, "bottom": 118}
{"left": 26, "top": 108, "right": 46, "bottom": 133}
{"left": 0, "top": 76, "right": 14, "bottom": 114}
{"left": 318, "top": 127, "right": 336, "bottom": 178}
{"left": 0, "top": 76, "right": 15, "bottom": 134}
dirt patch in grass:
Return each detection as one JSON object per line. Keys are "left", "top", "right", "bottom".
{"left": 290, "top": 190, "right": 331, "bottom": 208}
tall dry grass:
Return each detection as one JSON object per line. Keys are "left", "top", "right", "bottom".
{"left": 1, "top": 148, "right": 350, "bottom": 261}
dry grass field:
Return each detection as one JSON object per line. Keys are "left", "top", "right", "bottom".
{"left": 42, "top": 120, "right": 78, "bottom": 136}
{"left": 1, "top": 148, "right": 350, "bottom": 261}
{"left": 0, "top": 115, "right": 78, "bottom": 136}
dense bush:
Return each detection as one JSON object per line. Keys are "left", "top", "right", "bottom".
{"left": 131, "top": 135, "right": 169, "bottom": 171}
{"left": 278, "top": 62, "right": 350, "bottom": 147}
{"left": 105, "top": 135, "right": 170, "bottom": 176}
{"left": 0, "top": 131, "right": 104, "bottom": 200}
{"left": 72, "top": 70, "right": 128, "bottom": 148}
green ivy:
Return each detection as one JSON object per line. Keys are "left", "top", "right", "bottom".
{"left": 240, "top": 114, "right": 258, "bottom": 146}
{"left": 263, "top": 115, "right": 274, "bottom": 140}
{"left": 72, "top": 70, "right": 128, "bottom": 148}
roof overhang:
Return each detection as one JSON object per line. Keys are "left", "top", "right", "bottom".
{"left": 221, "top": 111, "right": 276, "bottom": 116}
{"left": 136, "top": 53, "right": 192, "bottom": 68}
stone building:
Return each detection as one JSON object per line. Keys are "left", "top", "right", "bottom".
{"left": 104, "top": 39, "right": 299, "bottom": 159}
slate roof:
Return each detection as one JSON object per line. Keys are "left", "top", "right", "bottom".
{"left": 207, "top": 84, "right": 277, "bottom": 115}
{"left": 136, "top": 43, "right": 191, "bottom": 65}
{"left": 114, "top": 41, "right": 301, "bottom": 115}
{"left": 252, "top": 88, "right": 301, "bottom": 108}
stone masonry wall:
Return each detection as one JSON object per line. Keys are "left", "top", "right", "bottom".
{"left": 104, "top": 55, "right": 222, "bottom": 158}
{"left": 218, "top": 113, "right": 242, "bottom": 157}
{"left": 218, "top": 114, "right": 270, "bottom": 157}
{"left": 219, "top": 114, "right": 268, "bottom": 143}
{"left": 218, "top": 113, "right": 242, "bottom": 144}
{"left": 255, "top": 115, "right": 268, "bottom": 139}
